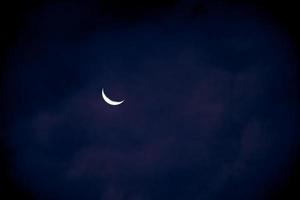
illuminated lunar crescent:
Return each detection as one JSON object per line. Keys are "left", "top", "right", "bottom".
{"left": 101, "top": 88, "right": 124, "bottom": 106}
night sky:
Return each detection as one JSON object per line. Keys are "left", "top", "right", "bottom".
{"left": 1, "top": 0, "right": 300, "bottom": 200}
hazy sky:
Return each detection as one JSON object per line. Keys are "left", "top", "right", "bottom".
{"left": 2, "top": 1, "right": 299, "bottom": 199}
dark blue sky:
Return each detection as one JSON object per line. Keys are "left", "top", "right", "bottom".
{"left": 2, "top": 0, "right": 300, "bottom": 199}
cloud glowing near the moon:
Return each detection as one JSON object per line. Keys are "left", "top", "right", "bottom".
{"left": 101, "top": 88, "right": 124, "bottom": 106}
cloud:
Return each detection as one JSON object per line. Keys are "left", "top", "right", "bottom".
{"left": 3, "top": 1, "right": 299, "bottom": 199}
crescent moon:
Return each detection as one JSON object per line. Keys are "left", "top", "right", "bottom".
{"left": 101, "top": 88, "right": 124, "bottom": 106}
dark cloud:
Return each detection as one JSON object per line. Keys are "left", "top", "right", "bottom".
{"left": 2, "top": 1, "right": 299, "bottom": 199}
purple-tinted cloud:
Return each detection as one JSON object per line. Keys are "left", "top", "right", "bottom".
{"left": 3, "top": 1, "right": 299, "bottom": 200}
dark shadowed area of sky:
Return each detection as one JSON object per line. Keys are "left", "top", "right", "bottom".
{"left": 1, "top": 0, "right": 300, "bottom": 200}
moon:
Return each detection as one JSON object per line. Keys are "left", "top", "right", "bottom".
{"left": 101, "top": 88, "right": 124, "bottom": 106}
